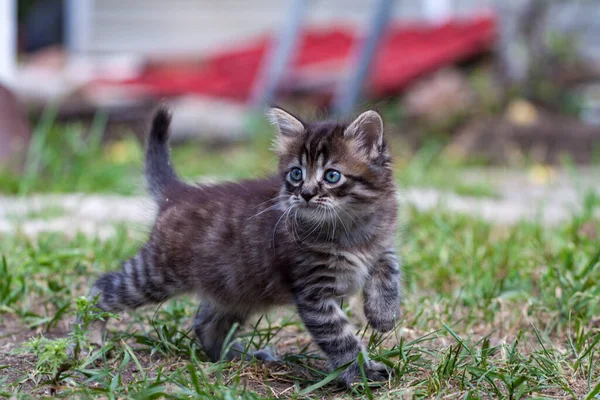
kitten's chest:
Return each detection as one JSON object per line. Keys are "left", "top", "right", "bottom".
{"left": 316, "top": 249, "right": 376, "bottom": 297}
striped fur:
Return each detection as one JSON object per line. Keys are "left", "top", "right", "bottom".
{"left": 86, "top": 107, "right": 402, "bottom": 387}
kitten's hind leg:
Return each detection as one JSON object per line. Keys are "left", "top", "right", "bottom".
{"left": 68, "top": 247, "right": 175, "bottom": 361}
{"left": 194, "top": 303, "right": 277, "bottom": 362}
{"left": 82, "top": 247, "right": 173, "bottom": 345}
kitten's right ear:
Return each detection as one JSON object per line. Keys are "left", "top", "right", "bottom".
{"left": 268, "top": 107, "right": 304, "bottom": 154}
{"left": 267, "top": 107, "right": 304, "bottom": 138}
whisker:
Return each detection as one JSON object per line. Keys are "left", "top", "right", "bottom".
{"left": 327, "top": 207, "right": 336, "bottom": 242}
{"left": 301, "top": 208, "right": 325, "bottom": 241}
{"left": 253, "top": 195, "right": 285, "bottom": 209}
{"left": 337, "top": 207, "right": 357, "bottom": 225}
{"left": 286, "top": 207, "right": 299, "bottom": 244}
{"left": 316, "top": 209, "right": 327, "bottom": 242}
{"left": 292, "top": 209, "right": 302, "bottom": 245}
{"left": 249, "top": 194, "right": 287, "bottom": 212}
{"left": 244, "top": 201, "right": 284, "bottom": 224}
{"left": 271, "top": 205, "right": 292, "bottom": 248}
{"left": 331, "top": 207, "right": 350, "bottom": 237}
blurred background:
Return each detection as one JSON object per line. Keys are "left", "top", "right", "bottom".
{"left": 0, "top": 0, "right": 599, "bottom": 204}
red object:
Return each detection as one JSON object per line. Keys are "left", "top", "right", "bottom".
{"left": 92, "top": 15, "right": 495, "bottom": 102}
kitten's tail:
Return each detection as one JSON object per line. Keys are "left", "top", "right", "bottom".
{"left": 145, "top": 106, "right": 181, "bottom": 203}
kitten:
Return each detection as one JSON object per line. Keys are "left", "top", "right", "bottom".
{"left": 86, "top": 106, "right": 402, "bottom": 386}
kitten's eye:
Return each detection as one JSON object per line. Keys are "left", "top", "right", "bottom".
{"left": 324, "top": 169, "right": 341, "bottom": 183}
{"left": 289, "top": 167, "right": 303, "bottom": 182}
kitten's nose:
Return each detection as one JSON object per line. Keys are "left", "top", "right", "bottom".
{"left": 300, "top": 191, "right": 316, "bottom": 203}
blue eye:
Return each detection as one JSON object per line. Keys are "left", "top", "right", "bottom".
{"left": 289, "top": 167, "right": 303, "bottom": 182}
{"left": 324, "top": 169, "right": 341, "bottom": 183}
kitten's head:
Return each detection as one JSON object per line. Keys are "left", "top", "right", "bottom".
{"left": 268, "top": 108, "right": 394, "bottom": 226}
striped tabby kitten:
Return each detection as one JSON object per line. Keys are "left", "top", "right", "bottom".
{"left": 87, "top": 107, "right": 402, "bottom": 386}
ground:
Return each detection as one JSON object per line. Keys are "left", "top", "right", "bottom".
{"left": 0, "top": 119, "right": 599, "bottom": 398}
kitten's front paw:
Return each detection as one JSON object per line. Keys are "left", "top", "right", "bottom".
{"left": 364, "top": 306, "right": 400, "bottom": 333}
{"left": 339, "top": 359, "right": 390, "bottom": 387}
{"left": 367, "top": 315, "right": 396, "bottom": 333}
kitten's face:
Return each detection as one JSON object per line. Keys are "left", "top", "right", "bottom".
{"left": 269, "top": 108, "right": 393, "bottom": 226}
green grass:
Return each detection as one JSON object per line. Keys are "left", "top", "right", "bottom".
{"left": 1, "top": 197, "right": 599, "bottom": 398}
{"left": 0, "top": 111, "right": 497, "bottom": 198}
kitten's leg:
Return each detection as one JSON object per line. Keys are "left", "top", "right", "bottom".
{"left": 193, "top": 303, "right": 277, "bottom": 362}
{"left": 294, "top": 291, "right": 389, "bottom": 387}
{"left": 363, "top": 249, "right": 402, "bottom": 332}
{"left": 84, "top": 246, "right": 173, "bottom": 346}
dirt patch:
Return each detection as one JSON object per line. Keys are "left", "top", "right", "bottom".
{"left": 0, "top": 352, "right": 37, "bottom": 391}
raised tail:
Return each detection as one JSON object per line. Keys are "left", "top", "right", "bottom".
{"left": 145, "top": 107, "right": 180, "bottom": 203}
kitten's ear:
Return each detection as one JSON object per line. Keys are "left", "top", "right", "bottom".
{"left": 344, "top": 110, "right": 384, "bottom": 158}
{"left": 268, "top": 107, "right": 304, "bottom": 154}
{"left": 267, "top": 107, "right": 304, "bottom": 137}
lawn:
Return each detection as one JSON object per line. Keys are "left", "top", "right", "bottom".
{"left": 0, "top": 117, "right": 599, "bottom": 398}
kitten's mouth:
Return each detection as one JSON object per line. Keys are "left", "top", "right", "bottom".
{"left": 287, "top": 197, "right": 332, "bottom": 216}
{"left": 294, "top": 204, "right": 332, "bottom": 218}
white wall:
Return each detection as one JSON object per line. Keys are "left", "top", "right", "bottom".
{"left": 0, "top": 0, "right": 16, "bottom": 87}
{"left": 65, "top": 0, "right": 494, "bottom": 55}
{"left": 64, "top": 0, "right": 600, "bottom": 61}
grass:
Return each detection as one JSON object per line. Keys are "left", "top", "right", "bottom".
{"left": 0, "top": 196, "right": 599, "bottom": 398}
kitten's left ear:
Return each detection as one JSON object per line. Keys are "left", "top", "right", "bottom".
{"left": 344, "top": 110, "right": 384, "bottom": 158}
